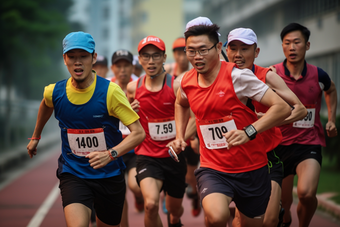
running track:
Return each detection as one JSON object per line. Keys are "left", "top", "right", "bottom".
{"left": 0, "top": 146, "right": 339, "bottom": 227}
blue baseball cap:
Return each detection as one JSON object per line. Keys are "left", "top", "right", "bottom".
{"left": 62, "top": 31, "right": 95, "bottom": 54}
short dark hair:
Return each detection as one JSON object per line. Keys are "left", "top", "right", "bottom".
{"left": 280, "top": 23, "right": 310, "bottom": 42}
{"left": 184, "top": 24, "right": 220, "bottom": 44}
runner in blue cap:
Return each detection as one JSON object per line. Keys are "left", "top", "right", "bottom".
{"left": 27, "top": 31, "right": 145, "bottom": 227}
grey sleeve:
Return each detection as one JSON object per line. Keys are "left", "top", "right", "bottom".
{"left": 231, "top": 68, "right": 269, "bottom": 105}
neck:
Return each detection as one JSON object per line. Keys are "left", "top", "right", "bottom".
{"left": 150, "top": 67, "right": 165, "bottom": 79}
{"left": 72, "top": 71, "right": 95, "bottom": 89}
{"left": 198, "top": 60, "right": 221, "bottom": 88}
{"left": 286, "top": 59, "right": 304, "bottom": 79}
{"left": 145, "top": 71, "right": 166, "bottom": 92}
{"left": 116, "top": 80, "right": 129, "bottom": 89}
{"left": 247, "top": 63, "right": 254, "bottom": 71}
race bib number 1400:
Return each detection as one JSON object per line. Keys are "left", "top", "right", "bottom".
{"left": 67, "top": 128, "right": 107, "bottom": 156}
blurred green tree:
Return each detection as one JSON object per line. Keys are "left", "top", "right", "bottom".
{"left": 0, "top": 0, "right": 75, "bottom": 97}
{"left": 0, "top": 0, "right": 78, "bottom": 147}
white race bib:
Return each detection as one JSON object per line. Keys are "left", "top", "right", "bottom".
{"left": 198, "top": 116, "right": 237, "bottom": 149}
{"left": 119, "top": 121, "right": 130, "bottom": 136}
{"left": 67, "top": 128, "right": 107, "bottom": 156}
{"left": 148, "top": 117, "right": 176, "bottom": 141}
{"left": 293, "top": 104, "right": 315, "bottom": 128}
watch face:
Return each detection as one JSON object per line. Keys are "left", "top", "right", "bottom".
{"left": 246, "top": 126, "right": 256, "bottom": 135}
{"left": 244, "top": 125, "right": 257, "bottom": 140}
{"left": 110, "top": 149, "right": 118, "bottom": 157}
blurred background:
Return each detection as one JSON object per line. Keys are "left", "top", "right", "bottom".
{"left": 0, "top": 0, "right": 339, "bottom": 166}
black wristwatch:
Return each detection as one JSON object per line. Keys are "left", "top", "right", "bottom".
{"left": 243, "top": 124, "right": 257, "bottom": 140}
{"left": 108, "top": 148, "right": 118, "bottom": 160}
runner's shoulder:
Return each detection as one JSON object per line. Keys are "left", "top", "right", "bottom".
{"left": 108, "top": 80, "right": 121, "bottom": 91}
{"left": 317, "top": 67, "right": 331, "bottom": 91}
{"left": 127, "top": 80, "right": 138, "bottom": 93}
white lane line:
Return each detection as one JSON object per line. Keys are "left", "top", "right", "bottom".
{"left": 27, "top": 182, "right": 60, "bottom": 227}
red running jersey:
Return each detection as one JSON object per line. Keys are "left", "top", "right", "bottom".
{"left": 181, "top": 61, "right": 267, "bottom": 173}
{"left": 274, "top": 62, "right": 325, "bottom": 146}
{"left": 134, "top": 74, "right": 176, "bottom": 157}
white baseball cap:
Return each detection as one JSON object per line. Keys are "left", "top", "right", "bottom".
{"left": 227, "top": 28, "right": 257, "bottom": 45}
{"left": 185, "top": 16, "right": 221, "bottom": 36}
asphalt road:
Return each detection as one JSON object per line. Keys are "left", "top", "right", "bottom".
{"left": 0, "top": 145, "right": 339, "bottom": 227}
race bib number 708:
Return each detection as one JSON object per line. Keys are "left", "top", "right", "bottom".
{"left": 198, "top": 116, "right": 237, "bottom": 149}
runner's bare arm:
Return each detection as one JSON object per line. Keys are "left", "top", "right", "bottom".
{"left": 27, "top": 98, "right": 54, "bottom": 158}
{"left": 324, "top": 80, "right": 338, "bottom": 137}
{"left": 127, "top": 80, "right": 140, "bottom": 112}
{"left": 265, "top": 70, "right": 307, "bottom": 125}
{"left": 253, "top": 88, "right": 291, "bottom": 132}
{"left": 225, "top": 88, "right": 291, "bottom": 148}
{"left": 167, "top": 88, "right": 190, "bottom": 153}
{"left": 173, "top": 71, "right": 185, "bottom": 95}
{"left": 184, "top": 110, "right": 197, "bottom": 141}
{"left": 173, "top": 75, "right": 197, "bottom": 140}
{"left": 123, "top": 120, "right": 145, "bottom": 150}
{"left": 127, "top": 80, "right": 137, "bottom": 103}
{"left": 87, "top": 120, "right": 145, "bottom": 169}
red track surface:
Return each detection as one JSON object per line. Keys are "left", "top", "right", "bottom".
{"left": 0, "top": 148, "right": 339, "bottom": 227}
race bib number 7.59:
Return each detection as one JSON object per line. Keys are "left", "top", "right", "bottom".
{"left": 148, "top": 117, "right": 176, "bottom": 141}
{"left": 67, "top": 128, "right": 107, "bottom": 156}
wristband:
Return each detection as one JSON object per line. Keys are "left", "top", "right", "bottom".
{"left": 28, "top": 136, "right": 41, "bottom": 140}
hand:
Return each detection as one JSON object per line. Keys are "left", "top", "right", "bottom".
{"left": 27, "top": 140, "right": 40, "bottom": 158}
{"left": 167, "top": 139, "right": 187, "bottom": 154}
{"left": 86, "top": 151, "right": 111, "bottom": 169}
{"left": 326, "top": 121, "right": 338, "bottom": 137}
{"left": 269, "top": 65, "right": 277, "bottom": 73}
{"left": 130, "top": 99, "right": 140, "bottom": 112}
{"left": 223, "top": 130, "right": 250, "bottom": 149}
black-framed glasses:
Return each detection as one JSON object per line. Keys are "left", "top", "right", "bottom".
{"left": 184, "top": 43, "right": 218, "bottom": 57}
{"left": 140, "top": 53, "right": 162, "bottom": 61}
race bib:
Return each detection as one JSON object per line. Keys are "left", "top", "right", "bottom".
{"left": 119, "top": 121, "right": 130, "bottom": 136}
{"left": 293, "top": 104, "right": 315, "bottom": 128}
{"left": 198, "top": 116, "right": 237, "bottom": 149}
{"left": 148, "top": 117, "right": 176, "bottom": 141}
{"left": 67, "top": 128, "right": 107, "bottom": 156}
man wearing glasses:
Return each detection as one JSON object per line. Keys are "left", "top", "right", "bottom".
{"left": 127, "top": 36, "right": 187, "bottom": 227}
{"left": 168, "top": 17, "right": 291, "bottom": 227}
